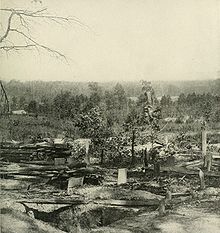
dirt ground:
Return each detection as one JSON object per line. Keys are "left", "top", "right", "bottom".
{"left": 1, "top": 196, "right": 220, "bottom": 233}
{"left": 1, "top": 169, "right": 220, "bottom": 233}
{"left": 90, "top": 200, "right": 220, "bottom": 233}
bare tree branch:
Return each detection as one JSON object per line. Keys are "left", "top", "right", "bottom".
{"left": 0, "top": 44, "right": 36, "bottom": 51}
{"left": 10, "top": 28, "right": 67, "bottom": 59}
{"left": 0, "top": 12, "right": 14, "bottom": 43}
{"left": 0, "top": 8, "right": 87, "bottom": 28}
{"left": 0, "top": 8, "right": 87, "bottom": 60}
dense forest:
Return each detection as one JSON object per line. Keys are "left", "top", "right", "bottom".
{"left": 1, "top": 80, "right": 220, "bottom": 151}
{"left": 3, "top": 79, "right": 220, "bottom": 123}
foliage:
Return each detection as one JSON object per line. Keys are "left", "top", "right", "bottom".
{"left": 75, "top": 106, "right": 111, "bottom": 150}
{"left": 104, "top": 135, "right": 131, "bottom": 166}
{"left": 27, "top": 100, "right": 37, "bottom": 113}
{"left": 2, "top": 80, "right": 220, "bottom": 166}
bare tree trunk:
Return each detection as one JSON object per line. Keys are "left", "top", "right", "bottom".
{"left": 143, "top": 149, "right": 149, "bottom": 168}
{"left": 0, "top": 81, "right": 10, "bottom": 114}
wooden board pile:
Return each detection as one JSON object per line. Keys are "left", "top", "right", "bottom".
{"left": 0, "top": 142, "right": 71, "bottom": 162}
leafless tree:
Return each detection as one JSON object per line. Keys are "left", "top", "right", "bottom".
{"left": 0, "top": 7, "right": 84, "bottom": 60}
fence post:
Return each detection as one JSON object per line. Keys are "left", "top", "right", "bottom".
{"left": 202, "top": 123, "right": 207, "bottom": 168}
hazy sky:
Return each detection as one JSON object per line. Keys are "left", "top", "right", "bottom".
{"left": 0, "top": 0, "right": 219, "bottom": 82}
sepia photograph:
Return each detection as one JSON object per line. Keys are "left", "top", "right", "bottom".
{"left": 0, "top": 0, "right": 220, "bottom": 232}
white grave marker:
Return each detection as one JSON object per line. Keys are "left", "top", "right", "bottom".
{"left": 117, "top": 168, "right": 127, "bottom": 185}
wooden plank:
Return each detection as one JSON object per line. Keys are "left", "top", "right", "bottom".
{"left": 172, "top": 192, "right": 191, "bottom": 197}
{"left": 0, "top": 168, "right": 58, "bottom": 176}
{"left": 20, "top": 160, "right": 54, "bottom": 166}
{"left": 17, "top": 198, "right": 85, "bottom": 205}
{"left": 94, "top": 199, "right": 159, "bottom": 206}
{"left": 161, "top": 166, "right": 220, "bottom": 177}
{"left": 13, "top": 165, "right": 68, "bottom": 172}
{"left": 176, "top": 160, "right": 201, "bottom": 167}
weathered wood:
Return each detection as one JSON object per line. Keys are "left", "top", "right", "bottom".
{"left": 17, "top": 198, "right": 85, "bottom": 205}
{"left": 26, "top": 190, "right": 61, "bottom": 194}
{"left": 0, "top": 151, "right": 33, "bottom": 155}
{"left": 212, "top": 161, "right": 220, "bottom": 166}
{"left": 160, "top": 166, "right": 220, "bottom": 177}
{"left": 207, "top": 158, "right": 212, "bottom": 172}
{"left": 66, "top": 166, "right": 104, "bottom": 175}
{"left": 1, "top": 172, "right": 55, "bottom": 179}
{"left": 198, "top": 168, "right": 205, "bottom": 190}
{"left": 94, "top": 199, "right": 160, "bottom": 206}
{"left": 202, "top": 130, "right": 207, "bottom": 157}
{"left": 158, "top": 199, "right": 166, "bottom": 216}
{"left": 212, "top": 154, "right": 220, "bottom": 159}
{"left": 20, "top": 160, "right": 53, "bottom": 166}
{"left": 177, "top": 160, "right": 201, "bottom": 167}
{"left": 171, "top": 192, "right": 191, "bottom": 197}
{"left": 0, "top": 166, "right": 68, "bottom": 175}
{"left": 19, "top": 165, "right": 68, "bottom": 172}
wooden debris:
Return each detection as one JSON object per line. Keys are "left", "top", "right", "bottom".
{"left": 17, "top": 198, "right": 85, "bottom": 205}
{"left": 171, "top": 192, "right": 191, "bottom": 197}
{"left": 158, "top": 199, "right": 166, "bottom": 216}
{"left": 165, "top": 190, "right": 172, "bottom": 201}
{"left": 94, "top": 199, "right": 160, "bottom": 206}
{"left": 160, "top": 166, "right": 220, "bottom": 177}
{"left": 198, "top": 168, "right": 205, "bottom": 190}
{"left": 177, "top": 160, "right": 202, "bottom": 168}
{"left": 202, "top": 129, "right": 207, "bottom": 167}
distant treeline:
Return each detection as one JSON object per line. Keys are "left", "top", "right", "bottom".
{"left": 160, "top": 93, "right": 220, "bottom": 123}
{"left": 3, "top": 78, "right": 220, "bottom": 102}
{"left": 6, "top": 80, "right": 220, "bottom": 126}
